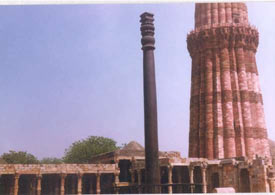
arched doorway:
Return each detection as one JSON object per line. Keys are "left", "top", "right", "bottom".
{"left": 194, "top": 166, "right": 202, "bottom": 193}
{"left": 211, "top": 172, "right": 219, "bottom": 191}
{"left": 240, "top": 169, "right": 250, "bottom": 192}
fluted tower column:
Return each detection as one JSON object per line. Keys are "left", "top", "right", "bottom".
{"left": 187, "top": 3, "right": 271, "bottom": 160}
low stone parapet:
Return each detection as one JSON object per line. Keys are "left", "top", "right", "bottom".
{"left": 0, "top": 163, "right": 116, "bottom": 175}
{"left": 212, "top": 187, "right": 235, "bottom": 193}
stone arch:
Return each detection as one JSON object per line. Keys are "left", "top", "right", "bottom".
{"left": 0, "top": 175, "right": 13, "bottom": 194}
{"left": 118, "top": 160, "right": 131, "bottom": 182}
{"left": 82, "top": 174, "right": 96, "bottom": 194}
{"left": 18, "top": 174, "right": 37, "bottom": 194}
{"left": 160, "top": 166, "right": 168, "bottom": 193}
{"left": 100, "top": 173, "right": 114, "bottom": 194}
{"left": 42, "top": 174, "right": 60, "bottom": 194}
{"left": 240, "top": 169, "right": 250, "bottom": 192}
{"left": 194, "top": 166, "right": 202, "bottom": 193}
{"left": 211, "top": 172, "right": 219, "bottom": 190}
{"left": 64, "top": 174, "right": 77, "bottom": 194}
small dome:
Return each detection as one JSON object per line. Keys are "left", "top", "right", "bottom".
{"left": 122, "top": 141, "right": 144, "bottom": 151}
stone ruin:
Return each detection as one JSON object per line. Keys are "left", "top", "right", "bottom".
{"left": 1, "top": 141, "right": 275, "bottom": 194}
{"left": 1, "top": 2, "right": 275, "bottom": 194}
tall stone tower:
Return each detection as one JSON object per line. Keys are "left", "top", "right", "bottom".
{"left": 187, "top": 3, "right": 271, "bottom": 160}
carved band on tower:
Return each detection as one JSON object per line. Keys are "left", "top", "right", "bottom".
{"left": 140, "top": 12, "right": 161, "bottom": 193}
{"left": 187, "top": 3, "right": 271, "bottom": 160}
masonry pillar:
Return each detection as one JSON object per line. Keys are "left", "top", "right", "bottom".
{"left": 218, "top": 165, "right": 224, "bottom": 187}
{"left": 189, "top": 165, "right": 194, "bottom": 193}
{"left": 137, "top": 169, "right": 142, "bottom": 193}
{"left": 268, "top": 178, "right": 275, "bottom": 192}
{"left": 13, "top": 174, "right": 20, "bottom": 195}
{"left": 248, "top": 168, "right": 253, "bottom": 192}
{"left": 168, "top": 165, "right": 173, "bottom": 194}
{"left": 77, "top": 173, "right": 83, "bottom": 195}
{"left": 140, "top": 12, "right": 161, "bottom": 193}
{"left": 114, "top": 171, "right": 119, "bottom": 194}
{"left": 130, "top": 170, "right": 135, "bottom": 184}
{"left": 36, "top": 174, "right": 42, "bottom": 195}
{"left": 96, "top": 173, "right": 101, "bottom": 194}
{"left": 201, "top": 163, "right": 207, "bottom": 193}
{"left": 234, "top": 164, "right": 239, "bottom": 191}
{"left": 60, "top": 174, "right": 66, "bottom": 195}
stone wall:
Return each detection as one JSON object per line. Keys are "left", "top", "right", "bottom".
{"left": 0, "top": 164, "right": 116, "bottom": 175}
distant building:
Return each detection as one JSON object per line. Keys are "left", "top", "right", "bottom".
{"left": 1, "top": 141, "right": 275, "bottom": 194}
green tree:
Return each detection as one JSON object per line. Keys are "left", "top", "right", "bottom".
{"left": 63, "top": 136, "right": 118, "bottom": 163}
{"left": 1, "top": 150, "right": 39, "bottom": 164}
{"left": 40, "top": 157, "right": 63, "bottom": 164}
{"left": 0, "top": 158, "right": 6, "bottom": 164}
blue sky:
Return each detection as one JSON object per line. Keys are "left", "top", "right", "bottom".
{"left": 0, "top": 2, "right": 274, "bottom": 159}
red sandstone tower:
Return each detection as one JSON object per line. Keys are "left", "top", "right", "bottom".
{"left": 187, "top": 3, "right": 271, "bottom": 160}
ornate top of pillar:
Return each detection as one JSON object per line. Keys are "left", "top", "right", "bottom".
{"left": 200, "top": 161, "right": 208, "bottom": 170}
{"left": 14, "top": 173, "right": 20, "bottom": 179}
{"left": 195, "top": 3, "right": 249, "bottom": 30}
{"left": 140, "top": 12, "right": 155, "bottom": 50}
{"left": 96, "top": 171, "right": 101, "bottom": 176}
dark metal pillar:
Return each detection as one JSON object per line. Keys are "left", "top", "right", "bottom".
{"left": 140, "top": 12, "right": 161, "bottom": 193}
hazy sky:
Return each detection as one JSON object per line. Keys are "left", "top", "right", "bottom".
{"left": 0, "top": 2, "right": 274, "bottom": 160}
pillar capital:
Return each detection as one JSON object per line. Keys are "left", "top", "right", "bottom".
{"left": 77, "top": 172, "right": 83, "bottom": 178}
{"left": 14, "top": 173, "right": 20, "bottom": 179}
{"left": 140, "top": 12, "right": 155, "bottom": 50}
{"left": 131, "top": 156, "right": 136, "bottom": 162}
{"left": 36, "top": 174, "right": 42, "bottom": 179}
{"left": 114, "top": 155, "right": 119, "bottom": 164}
{"left": 114, "top": 170, "right": 119, "bottom": 176}
{"left": 189, "top": 164, "right": 195, "bottom": 172}
{"left": 201, "top": 162, "right": 208, "bottom": 170}
{"left": 233, "top": 162, "right": 239, "bottom": 168}
{"left": 96, "top": 172, "right": 101, "bottom": 177}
